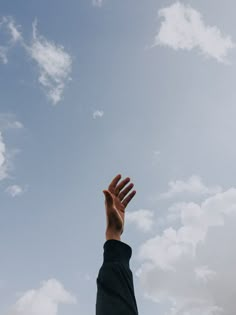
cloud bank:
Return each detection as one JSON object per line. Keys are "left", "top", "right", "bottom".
{"left": 154, "top": 1, "right": 235, "bottom": 63}
{"left": 158, "top": 175, "right": 222, "bottom": 199}
{"left": 126, "top": 209, "right": 155, "bottom": 233}
{"left": 134, "top": 177, "right": 236, "bottom": 315}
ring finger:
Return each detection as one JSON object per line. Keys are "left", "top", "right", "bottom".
{"left": 118, "top": 183, "right": 134, "bottom": 201}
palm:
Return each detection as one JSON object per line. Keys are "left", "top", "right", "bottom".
{"left": 104, "top": 174, "right": 136, "bottom": 235}
{"left": 109, "top": 194, "right": 125, "bottom": 231}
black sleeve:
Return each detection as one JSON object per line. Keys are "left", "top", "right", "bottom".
{"left": 96, "top": 239, "right": 139, "bottom": 315}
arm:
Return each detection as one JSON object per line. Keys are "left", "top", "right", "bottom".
{"left": 96, "top": 174, "right": 139, "bottom": 315}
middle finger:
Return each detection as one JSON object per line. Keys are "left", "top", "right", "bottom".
{"left": 118, "top": 183, "right": 134, "bottom": 201}
{"left": 114, "top": 177, "right": 130, "bottom": 195}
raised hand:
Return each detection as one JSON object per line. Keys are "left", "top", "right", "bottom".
{"left": 103, "top": 174, "right": 136, "bottom": 239}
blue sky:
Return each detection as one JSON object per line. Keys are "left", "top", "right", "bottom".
{"left": 1, "top": 1, "right": 236, "bottom": 314}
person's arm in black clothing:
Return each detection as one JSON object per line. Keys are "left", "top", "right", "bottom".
{"left": 96, "top": 174, "right": 138, "bottom": 314}
{"left": 96, "top": 239, "right": 139, "bottom": 315}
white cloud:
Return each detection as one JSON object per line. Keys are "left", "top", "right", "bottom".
{"left": 93, "top": 110, "right": 104, "bottom": 119}
{"left": 0, "top": 16, "right": 22, "bottom": 64}
{"left": 0, "top": 16, "right": 22, "bottom": 43}
{"left": 0, "top": 113, "right": 24, "bottom": 130}
{"left": 126, "top": 209, "right": 155, "bottom": 232}
{"left": 135, "top": 187, "right": 236, "bottom": 314}
{"left": 154, "top": 1, "right": 235, "bottom": 63}
{"left": 158, "top": 175, "right": 222, "bottom": 199}
{"left": 0, "top": 46, "right": 8, "bottom": 64}
{"left": 5, "top": 185, "right": 24, "bottom": 197}
{"left": 0, "top": 131, "right": 8, "bottom": 180}
{"left": 6, "top": 17, "right": 22, "bottom": 43}
{"left": 154, "top": 150, "right": 160, "bottom": 156}
{"left": 92, "top": 0, "right": 104, "bottom": 7}
{"left": 0, "top": 16, "right": 72, "bottom": 104}
{"left": 0, "top": 114, "right": 23, "bottom": 183}
{"left": 7, "top": 279, "right": 77, "bottom": 315}
{"left": 12, "top": 121, "right": 23, "bottom": 129}
{"left": 26, "top": 19, "right": 72, "bottom": 105}
{"left": 194, "top": 265, "right": 217, "bottom": 283}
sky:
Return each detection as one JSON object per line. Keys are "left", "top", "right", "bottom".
{"left": 1, "top": 0, "right": 236, "bottom": 314}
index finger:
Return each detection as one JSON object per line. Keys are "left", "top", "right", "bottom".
{"left": 108, "top": 174, "right": 122, "bottom": 191}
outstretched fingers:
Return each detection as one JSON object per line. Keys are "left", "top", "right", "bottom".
{"left": 115, "top": 177, "right": 131, "bottom": 195}
{"left": 118, "top": 183, "right": 134, "bottom": 201}
{"left": 122, "top": 190, "right": 136, "bottom": 208}
{"left": 107, "top": 174, "right": 137, "bottom": 207}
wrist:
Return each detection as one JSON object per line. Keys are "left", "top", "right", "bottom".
{"left": 105, "top": 231, "right": 121, "bottom": 241}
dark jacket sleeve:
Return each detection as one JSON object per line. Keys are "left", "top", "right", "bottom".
{"left": 96, "top": 239, "right": 139, "bottom": 315}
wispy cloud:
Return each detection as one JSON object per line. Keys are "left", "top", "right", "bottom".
{"left": 0, "top": 16, "right": 72, "bottom": 104}
{"left": 0, "top": 113, "right": 23, "bottom": 183}
{"left": 135, "top": 187, "right": 236, "bottom": 314}
{"left": 0, "top": 131, "right": 8, "bottom": 180}
{"left": 3, "top": 16, "right": 22, "bottom": 43}
{"left": 158, "top": 175, "right": 222, "bottom": 199}
{"left": 5, "top": 184, "right": 25, "bottom": 197}
{"left": 154, "top": 1, "right": 235, "bottom": 63}
{"left": 26, "top": 19, "right": 72, "bottom": 105}
{"left": 0, "top": 16, "right": 22, "bottom": 64}
{"left": 0, "top": 113, "right": 24, "bottom": 130}
{"left": 8, "top": 279, "right": 76, "bottom": 315}
{"left": 93, "top": 110, "right": 104, "bottom": 119}
{"left": 92, "top": 0, "right": 104, "bottom": 7}
{"left": 0, "top": 46, "right": 8, "bottom": 64}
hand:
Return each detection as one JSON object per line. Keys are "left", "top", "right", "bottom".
{"left": 103, "top": 174, "right": 136, "bottom": 238}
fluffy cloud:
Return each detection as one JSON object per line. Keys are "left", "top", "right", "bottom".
{"left": 5, "top": 185, "right": 24, "bottom": 197}
{"left": 7, "top": 279, "right": 77, "bottom": 315}
{"left": 0, "top": 16, "right": 22, "bottom": 64}
{"left": 135, "top": 187, "right": 236, "bottom": 315}
{"left": 93, "top": 110, "right": 104, "bottom": 119}
{"left": 126, "top": 209, "right": 155, "bottom": 232}
{"left": 158, "top": 175, "right": 222, "bottom": 199}
{"left": 154, "top": 1, "right": 235, "bottom": 63}
{"left": 26, "top": 19, "right": 72, "bottom": 105}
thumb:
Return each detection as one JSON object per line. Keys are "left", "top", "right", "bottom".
{"left": 103, "top": 190, "right": 113, "bottom": 207}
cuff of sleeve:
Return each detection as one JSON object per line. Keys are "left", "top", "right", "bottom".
{"left": 103, "top": 240, "right": 132, "bottom": 266}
